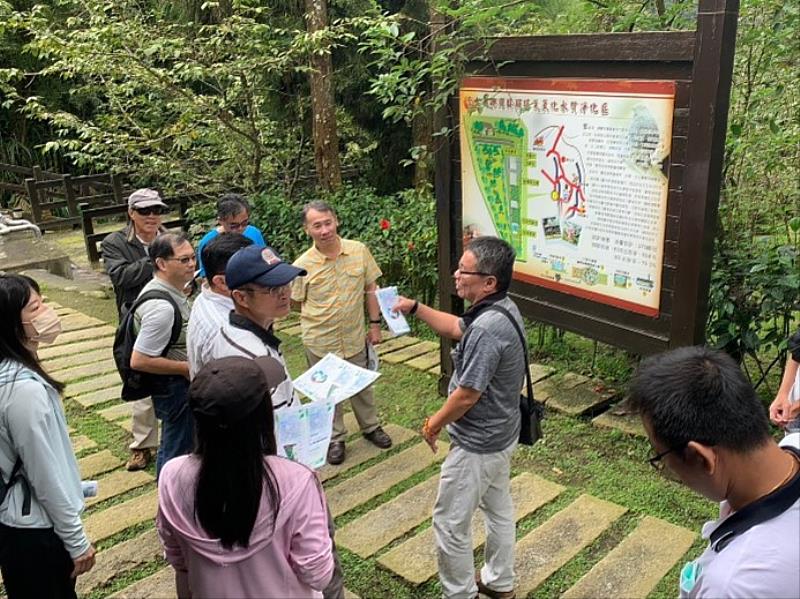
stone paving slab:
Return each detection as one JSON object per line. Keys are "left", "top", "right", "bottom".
{"left": 404, "top": 351, "right": 440, "bottom": 371}
{"left": 78, "top": 449, "right": 123, "bottom": 479}
{"left": 45, "top": 325, "right": 116, "bottom": 347}
{"left": 118, "top": 419, "right": 134, "bottom": 433}
{"left": 76, "top": 529, "right": 162, "bottom": 595}
{"left": 60, "top": 313, "right": 106, "bottom": 333}
{"left": 327, "top": 441, "right": 448, "bottom": 518}
{"left": 529, "top": 363, "right": 556, "bottom": 384}
{"left": 51, "top": 358, "right": 117, "bottom": 384}
{"left": 65, "top": 373, "right": 120, "bottom": 398}
{"left": 378, "top": 472, "right": 566, "bottom": 584}
{"left": 71, "top": 435, "right": 98, "bottom": 454}
{"left": 281, "top": 324, "right": 303, "bottom": 336}
{"left": 344, "top": 588, "right": 360, "bottom": 599}
{"left": 84, "top": 489, "right": 158, "bottom": 543}
{"left": 533, "top": 375, "right": 618, "bottom": 417}
{"left": 375, "top": 336, "right": 421, "bottom": 356}
{"left": 562, "top": 516, "right": 695, "bottom": 599}
{"left": 42, "top": 347, "right": 111, "bottom": 372}
{"left": 338, "top": 474, "right": 440, "bottom": 557}
{"left": 319, "top": 424, "right": 415, "bottom": 483}
{"left": 39, "top": 337, "right": 112, "bottom": 362}
{"left": 592, "top": 408, "right": 646, "bottom": 438}
{"left": 110, "top": 567, "right": 174, "bottom": 599}
{"left": 86, "top": 469, "right": 154, "bottom": 508}
{"left": 514, "top": 494, "right": 628, "bottom": 597}
{"left": 382, "top": 341, "right": 439, "bottom": 365}
{"left": 54, "top": 306, "right": 78, "bottom": 317}
{"left": 99, "top": 402, "right": 133, "bottom": 422}
{"left": 427, "top": 364, "right": 441, "bottom": 376}
{"left": 72, "top": 385, "right": 123, "bottom": 407}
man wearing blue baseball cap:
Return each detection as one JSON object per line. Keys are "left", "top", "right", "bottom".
{"left": 199, "top": 245, "right": 306, "bottom": 410}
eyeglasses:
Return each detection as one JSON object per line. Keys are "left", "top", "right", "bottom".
{"left": 648, "top": 446, "right": 683, "bottom": 471}
{"left": 223, "top": 218, "right": 249, "bottom": 231}
{"left": 454, "top": 267, "right": 492, "bottom": 277}
{"left": 165, "top": 255, "right": 197, "bottom": 265}
{"left": 133, "top": 206, "right": 167, "bottom": 216}
{"left": 239, "top": 284, "right": 290, "bottom": 296}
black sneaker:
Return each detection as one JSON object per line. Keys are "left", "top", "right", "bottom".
{"left": 327, "top": 441, "right": 346, "bottom": 465}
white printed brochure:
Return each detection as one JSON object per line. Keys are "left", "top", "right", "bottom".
{"left": 376, "top": 286, "right": 411, "bottom": 336}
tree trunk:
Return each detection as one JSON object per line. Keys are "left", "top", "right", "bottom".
{"left": 305, "top": 0, "right": 342, "bottom": 191}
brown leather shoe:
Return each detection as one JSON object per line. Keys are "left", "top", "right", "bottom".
{"left": 476, "top": 574, "right": 516, "bottom": 599}
{"left": 363, "top": 426, "right": 392, "bottom": 449}
{"left": 127, "top": 448, "right": 150, "bottom": 471}
{"left": 327, "top": 441, "right": 346, "bottom": 465}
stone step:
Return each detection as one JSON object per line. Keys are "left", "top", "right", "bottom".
{"left": 65, "top": 373, "right": 120, "bottom": 398}
{"left": 50, "top": 358, "right": 117, "bottom": 384}
{"left": 109, "top": 567, "right": 174, "bottom": 599}
{"left": 378, "top": 472, "right": 566, "bottom": 585}
{"left": 319, "top": 424, "right": 415, "bottom": 483}
{"left": 78, "top": 449, "right": 123, "bottom": 479}
{"left": 60, "top": 313, "right": 106, "bottom": 333}
{"left": 117, "top": 419, "right": 134, "bottom": 433}
{"left": 534, "top": 377, "right": 618, "bottom": 417}
{"left": 592, "top": 407, "right": 646, "bottom": 438}
{"left": 327, "top": 441, "right": 448, "bottom": 518}
{"left": 71, "top": 435, "right": 98, "bottom": 454}
{"left": 76, "top": 529, "right": 161, "bottom": 595}
{"left": 45, "top": 325, "right": 116, "bottom": 347}
{"left": 562, "top": 516, "right": 695, "bottom": 599}
{"left": 375, "top": 336, "right": 420, "bottom": 356}
{"left": 72, "top": 385, "right": 123, "bottom": 408}
{"left": 427, "top": 365, "right": 441, "bottom": 376}
{"left": 382, "top": 341, "right": 439, "bottom": 365}
{"left": 99, "top": 402, "right": 133, "bottom": 422}
{"left": 404, "top": 351, "right": 440, "bottom": 371}
{"left": 54, "top": 306, "right": 77, "bottom": 317}
{"left": 85, "top": 469, "right": 154, "bottom": 508}
{"left": 337, "top": 474, "right": 440, "bottom": 558}
{"left": 514, "top": 494, "right": 628, "bottom": 597}
{"left": 84, "top": 489, "right": 158, "bottom": 544}
{"left": 42, "top": 347, "right": 112, "bottom": 372}
{"left": 40, "top": 336, "right": 114, "bottom": 362}
{"left": 281, "top": 324, "right": 302, "bottom": 336}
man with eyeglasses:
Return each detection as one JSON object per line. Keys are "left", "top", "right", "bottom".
{"left": 129, "top": 232, "right": 196, "bottom": 477}
{"left": 195, "top": 194, "right": 266, "bottom": 278}
{"left": 393, "top": 236, "right": 524, "bottom": 599}
{"left": 101, "top": 188, "right": 170, "bottom": 471}
{"left": 200, "top": 245, "right": 305, "bottom": 411}
{"left": 629, "top": 346, "right": 799, "bottom": 599}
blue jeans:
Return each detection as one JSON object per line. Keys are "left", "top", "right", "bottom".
{"left": 151, "top": 377, "right": 194, "bottom": 478}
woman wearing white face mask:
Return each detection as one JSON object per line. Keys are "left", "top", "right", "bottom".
{"left": 0, "top": 274, "right": 95, "bottom": 598}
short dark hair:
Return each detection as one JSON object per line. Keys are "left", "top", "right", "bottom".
{"left": 217, "top": 194, "right": 250, "bottom": 220}
{"left": 202, "top": 233, "right": 253, "bottom": 280}
{"left": 301, "top": 200, "right": 335, "bottom": 224}
{"left": 150, "top": 232, "right": 190, "bottom": 270}
{"left": 628, "top": 346, "right": 771, "bottom": 452}
{"left": 466, "top": 236, "right": 516, "bottom": 293}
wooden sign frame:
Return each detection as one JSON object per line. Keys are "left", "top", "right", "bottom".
{"left": 434, "top": 0, "right": 739, "bottom": 386}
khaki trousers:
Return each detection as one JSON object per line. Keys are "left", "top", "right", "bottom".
{"left": 305, "top": 347, "right": 379, "bottom": 443}
{"left": 128, "top": 397, "right": 159, "bottom": 450}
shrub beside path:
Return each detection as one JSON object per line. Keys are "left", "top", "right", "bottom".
{"left": 6, "top": 303, "right": 696, "bottom": 598}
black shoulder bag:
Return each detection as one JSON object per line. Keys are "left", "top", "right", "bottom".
{"left": 484, "top": 305, "right": 544, "bottom": 446}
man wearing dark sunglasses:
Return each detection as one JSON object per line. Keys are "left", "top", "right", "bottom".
{"left": 101, "top": 188, "right": 170, "bottom": 472}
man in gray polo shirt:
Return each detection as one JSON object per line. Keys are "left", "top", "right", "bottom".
{"left": 394, "top": 236, "right": 524, "bottom": 599}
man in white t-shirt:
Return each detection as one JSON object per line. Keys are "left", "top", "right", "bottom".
{"left": 187, "top": 233, "right": 253, "bottom": 379}
{"left": 629, "top": 346, "right": 799, "bottom": 598}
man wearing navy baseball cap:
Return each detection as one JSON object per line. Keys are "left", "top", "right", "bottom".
{"left": 197, "top": 245, "right": 306, "bottom": 411}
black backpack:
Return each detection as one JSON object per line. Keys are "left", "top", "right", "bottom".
{"left": 0, "top": 457, "right": 31, "bottom": 515}
{"left": 112, "top": 289, "right": 183, "bottom": 401}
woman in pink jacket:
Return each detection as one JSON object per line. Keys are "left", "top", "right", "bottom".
{"left": 157, "top": 356, "right": 334, "bottom": 599}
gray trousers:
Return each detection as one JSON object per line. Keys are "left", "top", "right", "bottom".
{"left": 433, "top": 443, "right": 517, "bottom": 599}
{"left": 128, "top": 397, "right": 158, "bottom": 450}
{"left": 305, "top": 347, "right": 379, "bottom": 442}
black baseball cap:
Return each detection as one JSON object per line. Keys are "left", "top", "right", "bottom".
{"left": 225, "top": 245, "right": 306, "bottom": 290}
{"left": 189, "top": 356, "right": 284, "bottom": 426}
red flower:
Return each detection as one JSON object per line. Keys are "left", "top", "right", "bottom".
{"left": 407, "top": 242, "right": 415, "bottom": 251}
{"left": 379, "top": 218, "right": 391, "bottom": 231}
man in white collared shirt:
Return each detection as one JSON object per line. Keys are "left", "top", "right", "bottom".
{"left": 187, "top": 233, "right": 253, "bottom": 379}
